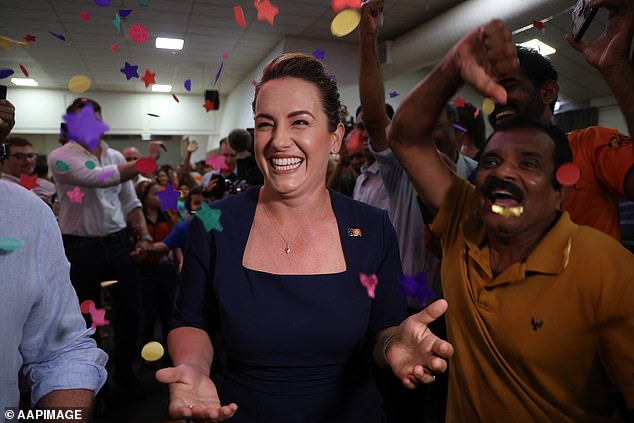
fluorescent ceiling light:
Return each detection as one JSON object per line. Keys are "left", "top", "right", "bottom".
{"left": 152, "top": 84, "right": 172, "bottom": 92}
{"left": 518, "top": 39, "right": 556, "bottom": 56}
{"left": 11, "top": 78, "right": 38, "bottom": 87}
{"left": 155, "top": 37, "right": 184, "bottom": 50}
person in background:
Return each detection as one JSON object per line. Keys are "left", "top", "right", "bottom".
{"left": 122, "top": 146, "right": 152, "bottom": 184}
{"left": 157, "top": 164, "right": 177, "bottom": 190}
{"left": 33, "top": 153, "right": 57, "bottom": 208}
{"left": 455, "top": 101, "right": 486, "bottom": 161}
{"left": 1, "top": 137, "right": 37, "bottom": 184}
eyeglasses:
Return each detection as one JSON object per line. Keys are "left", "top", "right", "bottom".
{"left": 9, "top": 153, "right": 38, "bottom": 161}
{"left": 126, "top": 157, "right": 140, "bottom": 162}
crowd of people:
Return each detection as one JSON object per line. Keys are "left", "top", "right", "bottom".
{"left": 0, "top": 0, "right": 633, "bottom": 421}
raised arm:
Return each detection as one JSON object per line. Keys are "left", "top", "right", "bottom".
{"left": 388, "top": 20, "right": 518, "bottom": 210}
{"left": 359, "top": 0, "right": 391, "bottom": 152}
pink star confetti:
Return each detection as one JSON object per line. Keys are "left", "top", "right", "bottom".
{"left": 66, "top": 186, "right": 85, "bottom": 203}
{"left": 359, "top": 273, "right": 378, "bottom": 299}
{"left": 205, "top": 154, "right": 230, "bottom": 171}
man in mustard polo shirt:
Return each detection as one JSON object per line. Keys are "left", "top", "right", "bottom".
{"left": 388, "top": 19, "right": 634, "bottom": 422}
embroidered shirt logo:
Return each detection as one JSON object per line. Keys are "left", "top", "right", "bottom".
{"left": 530, "top": 317, "right": 543, "bottom": 331}
{"left": 347, "top": 228, "right": 362, "bottom": 237}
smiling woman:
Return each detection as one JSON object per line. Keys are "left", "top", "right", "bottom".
{"left": 157, "top": 53, "right": 454, "bottom": 423}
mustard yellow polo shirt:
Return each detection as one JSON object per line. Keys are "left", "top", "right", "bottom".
{"left": 432, "top": 176, "right": 634, "bottom": 423}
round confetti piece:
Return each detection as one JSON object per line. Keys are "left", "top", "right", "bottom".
{"left": 129, "top": 24, "right": 149, "bottom": 44}
{"left": 0, "top": 69, "right": 15, "bottom": 79}
{"left": 482, "top": 98, "right": 495, "bottom": 116}
{"left": 85, "top": 160, "right": 96, "bottom": 169}
{"left": 80, "top": 12, "right": 90, "bottom": 21}
{"left": 556, "top": 162, "right": 581, "bottom": 187}
{"left": 184, "top": 79, "right": 191, "bottom": 92}
{"left": 67, "top": 75, "right": 92, "bottom": 93}
{"left": 0, "top": 236, "right": 25, "bottom": 252}
{"left": 330, "top": 9, "right": 361, "bottom": 38}
{"left": 141, "top": 341, "right": 164, "bottom": 362}
{"left": 80, "top": 299, "right": 95, "bottom": 314}
{"left": 100, "top": 280, "right": 118, "bottom": 287}
{"left": 56, "top": 160, "right": 70, "bottom": 171}
{"left": 135, "top": 157, "right": 157, "bottom": 174}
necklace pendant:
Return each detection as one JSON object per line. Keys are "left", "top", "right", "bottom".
{"left": 284, "top": 246, "right": 291, "bottom": 254}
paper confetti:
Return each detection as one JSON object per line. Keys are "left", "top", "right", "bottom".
{"left": 556, "top": 162, "right": 581, "bottom": 187}
{"left": 19, "top": 174, "right": 39, "bottom": 190}
{"left": 1, "top": 36, "right": 29, "bottom": 49}
{"left": 80, "top": 300, "right": 95, "bottom": 314}
{"left": 64, "top": 103, "right": 110, "bottom": 151}
{"left": 24, "top": 34, "right": 36, "bottom": 43}
{"left": 66, "top": 186, "right": 85, "bottom": 203}
{"left": 453, "top": 96, "right": 466, "bottom": 108}
{"left": 89, "top": 306, "right": 109, "bottom": 327}
{"left": 205, "top": 154, "right": 230, "bottom": 171}
{"left": 19, "top": 65, "right": 29, "bottom": 77}
{"left": 56, "top": 160, "right": 70, "bottom": 171}
{"left": 129, "top": 24, "right": 149, "bottom": 44}
{"left": 112, "top": 13, "right": 122, "bottom": 32}
{"left": 96, "top": 168, "right": 116, "bottom": 180}
{"left": 331, "top": 9, "right": 360, "bottom": 37}
{"left": 196, "top": 203, "right": 224, "bottom": 232}
{"left": 100, "top": 280, "right": 118, "bottom": 287}
{"left": 67, "top": 75, "right": 92, "bottom": 93}
{"left": 399, "top": 272, "right": 435, "bottom": 305}
{"left": 110, "top": 43, "right": 119, "bottom": 53}
{"left": 172, "top": 93, "right": 180, "bottom": 103}
{"left": 532, "top": 20, "right": 545, "bottom": 30}
{"left": 254, "top": 0, "right": 279, "bottom": 26}
{"left": 119, "top": 9, "right": 133, "bottom": 17}
{"left": 222, "top": 51, "right": 229, "bottom": 60}
{"left": 234, "top": 6, "right": 247, "bottom": 28}
{"left": 311, "top": 48, "right": 325, "bottom": 61}
{"left": 482, "top": 98, "right": 495, "bottom": 116}
{"left": 147, "top": 113, "right": 160, "bottom": 117}
{"left": 184, "top": 79, "right": 191, "bottom": 91}
{"left": 80, "top": 12, "right": 90, "bottom": 21}
{"left": 331, "top": 0, "right": 362, "bottom": 13}
{"left": 0, "top": 69, "right": 15, "bottom": 79}
{"left": 120, "top": 61, "right": 139, "bottom": 80}
{"left": 359, "top": 273, "right": 378, "bottom": 299}
{"left": 388, "top": 91, "right": 399, "bottom": 98}
{"left": 85, "top": 160, "right": 96, "bottom": 169}
{"left": 95, "top": 0, "right": 111, "bottom": 6}
{"left": 135, "top": 157, "right": 157, "bottom": 173}
{"left": 139, "top": 0, "right": 150, "bottom": 6}
{"left": 157, "top": 184, "right": 180, "bottom": 211}
{"left": 141, "top": 341, "right": 164, "bottom": 362}
{"left": 141, "top": 69, "right": 156, "bottom": 88}
{"left": 48, "top": 31, "right": 66, "bottom": 41}
{"left": 213, "top": 60, "right": 224, "bottom": 86}
{"left": 474, "top": 107, "right": 481, "bottom": 118}
{"left": 0, "top": 236, "right": 25, "bottom": 252}
{"left": 203, "top": 99, "right": 215, "bottom": 112}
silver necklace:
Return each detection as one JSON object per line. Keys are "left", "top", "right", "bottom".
{"left": 261, "top": 204, "right": 291, "bottom": 254}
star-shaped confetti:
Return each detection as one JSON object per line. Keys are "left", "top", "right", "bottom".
{"left": 453, "top": 96, "right": 466, "bottom": 108}
{"left": 203, "top": 99, "right": 215, "bottom": 112}
{"left": 66, "top": 186, "right": 85, "bottom": 203}
{"left": 135, "top": 157, "right": 157, "bottom": 173}
{"left": 184, "top": 79, "right": 191, "bottom": 91}
{"left": 119, "top": 9, "right": 133, "bottom": 17}
{"left": 64, "top": 103, "right": 110, "bottom": 151}
{"left": 196, "top": 203, "right": 224, "bottom": 232}
{"left": 389, "top": 91, "right": 399, "bottom": 98}
{"left": 157, "top": 184, "right": 180, "bottom": 211}
{"left": 234, "top": 6, "right": 247, "bottom": 28}
{"left": 129, "top": 24, "right": 149, "bottom": 44}
{"left": 532, "top": 20, "right": 546, "bottom": 30}
{"left": 95, "top": 0, "right": 110, "bottom": 6}
{"left": 359, "top": 273, "right": 378, "bottom": 299}
{"left": 24, "top": 34, "right": 37, "bottom": 43}
{"left": 399, "top": 272, "right": 435, "bottom": 305}
{"left": 96, "top": 168, "right": 116, "bottom": 180}
{"left": 112, "top": 13, "right": 122, "bottom": 32}
{"left": 331, "top": 0, "right": 361, "bottom": 13}
{"left": 80, "top": 300, "right": 110, "bottom": 327}
{"left": 49, "top": 31, "right": 66, "bottom": 41}
{"left": 110, "top": 43, "right": 119, "bottom": 53}
{"left": 0, "top": 236, "right": 24, "bottom": 252}
{"left": 205, "top": 154, "right": 230, "bottom": 171}
{"left": 141, "top": 69, "right": 156, "bottom": 88}
{"left": 254, "top": 0, "right": 279, "bottom": 26}
{"left": 120, "top": 61, "right": 139, "bottom": 80}
{"left": 80, "top": 12, "right": 90, "bottom": 21}
{"left": 312, "top": 48, "right": 325, "bottom": 61}
{"left": 19, "top": 174, "right": 39, "bottom": 190}
{"left": 0, "top": 69, "right": 15, "bottom": 79}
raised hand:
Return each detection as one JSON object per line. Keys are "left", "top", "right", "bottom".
{"left": 149, "top": 140, "right": 167, "bottom": 161}
{"left": 385, "top": 299, "right": 454, "bottom": 388}
{"left": 156, "top": 364, "right": 238, "bottom": 421}
{"left": 185, "top": 137, "right": 199, "bottom": 153}
{"left": 451, "top": 20, "right": 519, "bottom": 104}
{"left": 360, "top": 0, "right": 384, "bottom": 36}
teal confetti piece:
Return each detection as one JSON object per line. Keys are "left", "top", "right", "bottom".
{"left": 85, "top": 160, "right": 96, "bottom": 169}
{"left": 56, "top": 160, "right": 70, "bottom": 171}
{"left": 0, "top": 236, "right": 25, "bottom": 252}
{"left": 196, "top": 203, "right": 223, "bottom": 232}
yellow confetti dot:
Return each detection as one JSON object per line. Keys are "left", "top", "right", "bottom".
{"left": 331, "top": 9, "right": 361, "bottom": 38}
{"left": 68, "top": 75, "right": 92, "bottom": 94}
{"left": 100, "top": 280, "right": 118, "bottom": 287}
{"left": 141, "top": 341, "right": 165, "bottom": 362}
{"left": 482, "top": 98, "right": 495, "bottom": 116}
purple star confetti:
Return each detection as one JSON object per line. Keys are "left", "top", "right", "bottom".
{"left": 95, "top": 0, "right": 111, "bottom": 7}
{"left": 119, "top": 9, "right": 133, "bottom": 17}
{"left": 311, "top": 48, "right": 325, "bottom": 61}
{"left": 64, "top": 103, "right": 110, "bottom": 151}
{"left": 398, "top": 272, "right": 435, "bottom": 305}
{"left": 389, "top": 91, "right": 399, "bottom": 98}
{"left": 157, "top": 184, "right": 180, "bottom": 211}
{"left": 48, "top": 31, "right": 66, "bottom": 41}
{"left": 120, "top": 61, "right": 139, "bottom": 80}
{"left": 0, "top": 69, "right": 15, "bottom": 79}
{"left": 184, "top": 79, "right": 191, "bottom": 91}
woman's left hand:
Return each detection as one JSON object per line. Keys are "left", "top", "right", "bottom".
{"left": 385, "top": 299, "right": 454, "bottom": 388}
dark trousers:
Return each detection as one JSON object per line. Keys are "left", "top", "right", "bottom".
{"left": 62, "top": 229, "right": 140, "bottom": 379}
{"left": 138, "top": 262, "right": 178, "bottom": 346}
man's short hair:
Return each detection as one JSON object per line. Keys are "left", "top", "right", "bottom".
{"left": 227, "top": 129, "right": 252, "bottom": 153}
{"left": 66, "top": 97, "right": 102, "bottom": 115}
{"left": 482, "top": 116, "right": 572, "bottom": 189}
{"left": 516, "top": 46, "right": 559, "bottom": 112}
{"left": 5, "top": 137, "right": 33, "bottom": 155}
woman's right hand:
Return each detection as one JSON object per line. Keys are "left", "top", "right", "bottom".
{"left": 155, "top": 364, "right": 238, "bottom": 421}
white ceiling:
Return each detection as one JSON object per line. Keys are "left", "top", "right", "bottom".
{"left": 0, "top": 0, "right": 615, "bottom": 105}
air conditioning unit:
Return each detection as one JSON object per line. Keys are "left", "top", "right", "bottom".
{"left": 378, "top": 41, "right": 392, "bottom": 65}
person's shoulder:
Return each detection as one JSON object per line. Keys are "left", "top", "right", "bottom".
{"left": 207, "top": 186, "right": 258, "bottom": 214}
{"left": 568, "top": 126, "right": 628, "bottom": 144}
{"left": 330, "top": 188, "right": 386, "bottom": 221}
{"left": 572, "top": 223, "right": 633, "bottom": 264}
{"left": 0, "top": 180, "right": 47, "bottom": 216}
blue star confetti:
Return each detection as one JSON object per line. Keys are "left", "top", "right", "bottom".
{"left": 311, "top": 48, "right": 325, "bottom": 61}
{"left": 64, "top": 103, "right": 110, "bottom": 151}
{"left": 389, "top": 91, "right": 399, "bottom": 98}
{"left": 120, "top": 61, "right": 139, "bottom": 80}
{"left": 399, "top": 272, "right": 435, "bottom": 305}
{"left": 157, "top": 184, "right": 180, "bottom": 211}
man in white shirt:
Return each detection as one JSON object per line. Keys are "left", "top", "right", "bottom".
{"left": 48, "top": 97, "right": 163, "bottom": 397}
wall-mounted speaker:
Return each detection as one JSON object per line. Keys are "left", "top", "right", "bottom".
{"left": 205, "top": 90, "right": 220, "bottom": 111}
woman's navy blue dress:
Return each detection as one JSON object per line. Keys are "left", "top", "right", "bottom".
{"left": 173, "top": 187, "right": 407, "bottom": 423}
